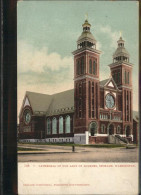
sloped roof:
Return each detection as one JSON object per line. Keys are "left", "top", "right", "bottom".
{"left": 25, "top": 89, "right": 74, "bottom": 115}
{"left": 113, "top": 47, "right": 130, "bottom": 58}
{"left": 77, "top": 31, "right": 96, "bottom": 43}
{"left": 26, "top": 91, "right": 52, "bottom": 112}
{"left": 133, "top": 111, "right": 139, "bottom": 121}
{"left": 47, "top": 89, "right": 74, "bottom": 114}
{"left": 100, "top": 79, "right": 109, "bottom": 87}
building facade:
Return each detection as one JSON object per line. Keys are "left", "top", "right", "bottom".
{"left": 19, "top": 20, "right": 135, "bottom": 144}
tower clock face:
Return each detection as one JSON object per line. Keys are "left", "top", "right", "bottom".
{"left": 24, "top": 111, "right": 31, "bottom": 124}
{"left": 105, "top": 94, "right": 115, "bottom": 109}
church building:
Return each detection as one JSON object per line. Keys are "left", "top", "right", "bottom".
{"left": 18, "top": 19, "right": 135, "bottom": 144}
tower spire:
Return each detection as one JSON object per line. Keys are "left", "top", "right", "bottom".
{"left": 85, "top": 13, "right": 88, "bottom": 21}
{"left": 120, "top": 31, "right": 122, "bottom": 38}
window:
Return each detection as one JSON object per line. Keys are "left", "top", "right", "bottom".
{"left": 117, "top": 72, "right": 120, "bottom": 83}
{"left": 115, "top": 73, "right": 117, "bottom": 83}
{"left": 93, "top": 60, "right": 97, "bottom": 75}
{"left": 77, "top": 60, "right": 80, "bottom": 75}
{"left": 47, "top": 118, "right": 51, "bottom": 134}
{"left": 124, "top": 70, "right": 127, "bottom": 84}
{"left": 65, "top": 116, "right": 70, "bottom": 133}
{"left": 81, "top": 58, "right": 84, "bottom": 74}
{"left": 89, "top": 59, "right": 92, "bottom": 74}
{"left": 90, "top": 122, "right": 97, "bottom": 136}
{"left": 127, "top": 72, "right": 129, "bottom": 84}
{"left": 117, "top": 126, "right": 121, "bottom": 134}
{"left": 79, "top": 84, "right": 82, "bottom": 94}
{"left": 92, "top": 111, "right": 94, "bottom": 118}
{"left": 92, "top": 82, "right": 94, "bottom": 93}
{"left": 59, "top": 116, "right": 63, "bottom": 134}
{"left": 52, "top": 118, "right": 57, "bottom": 134}
{"left": 88, "top": 81, "right": 91, "bottom": 118}
{"left": 101, "top": 124, "right": 105, "bottom": 133}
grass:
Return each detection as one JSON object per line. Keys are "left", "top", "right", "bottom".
{"left": 18, "top": 142, "right": 129, "bottom": 148}
{"left": 18, "top": 147, "right": 44, "bottom": 151}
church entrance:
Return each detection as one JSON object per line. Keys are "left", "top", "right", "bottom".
{"left": 108, "top": 124, "right": 114, "bottom": 135}
{"left": 126, "top": 126, "right": 131, "bottom": 137}
{"left": 89, "top": 122, "right": 97, "bottom": 136}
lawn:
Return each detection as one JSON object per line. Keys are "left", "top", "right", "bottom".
{"left": 18, "top": 147, "right": 44, "bottom": 151}
{"left": 18, "top": 142, "right": 130, "bottom": 148}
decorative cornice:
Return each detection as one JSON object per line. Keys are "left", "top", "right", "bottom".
{"left": 108, "top": 62, "right": 133, "bottom": 68}
{"left": 118, "top": 85, "right": 132, "bottom": 90}
{"left": 72, "top": 47, "right": 101, "bottom": 56}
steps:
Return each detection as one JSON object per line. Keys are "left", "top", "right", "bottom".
{"left": 108, "top": 135, "right": 128, "bottom": 144}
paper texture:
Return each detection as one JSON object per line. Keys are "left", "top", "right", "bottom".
{"left": 17, "top": 1, "right": 139, "bottom": 194}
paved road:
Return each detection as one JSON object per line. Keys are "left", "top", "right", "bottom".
{"left": 18, "top": 144, "right": 138, "bottom": 162}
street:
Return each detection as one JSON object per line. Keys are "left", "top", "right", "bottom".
{"left": 18, "top": 144, "right": 138, "bottom": 162}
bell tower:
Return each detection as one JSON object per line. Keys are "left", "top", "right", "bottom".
{"left": 109, "top": 36, "right": 133, "bottom": 136}
{"left": 72, "top": 19, "right": 101, "bottom": 144}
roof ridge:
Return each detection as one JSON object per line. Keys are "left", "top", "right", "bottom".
{"left": 26, "top": 91, "right": 51, "bottom": 96}
{"left": 51, "top": 88, "right": 74, "bottom": 96}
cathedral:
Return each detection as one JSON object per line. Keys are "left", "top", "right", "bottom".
{"left": 19, "top": 19, "right": 137, "bottom": 144}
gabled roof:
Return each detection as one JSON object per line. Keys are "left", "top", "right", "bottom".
{"left": 26, "top": 91, "right": 52, "bottom": 113}
{"left": 20, "top": 89, "right": 74, "bottom": 117}
{"left": 47, "top": 89, "right": 74, "bottom": 114}
{"left": 100, "top": 79, "right": 109, "bottom": 87}
{"left": 100, "top": 77, "right": 119, "bottom": 90}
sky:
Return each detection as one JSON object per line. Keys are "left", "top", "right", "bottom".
{"left": 17, "top": 1, "right": 139, "bottom": 117}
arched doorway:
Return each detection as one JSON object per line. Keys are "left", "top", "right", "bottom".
{"left": 126, "top": 126, "right": 131, "bottom": 137}
{"left": 89, "top": 122, "right": 97, "bottom": 136}
{"left": 108, "top": 124, "right": 114, "bottom": 135}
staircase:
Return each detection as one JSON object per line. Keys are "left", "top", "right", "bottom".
{"left": 108, "top": 135, "right": 129, "bottom": 144}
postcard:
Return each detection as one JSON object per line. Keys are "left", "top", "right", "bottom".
{"left": 17, "top": 1, "right": 139, "bottom": 194}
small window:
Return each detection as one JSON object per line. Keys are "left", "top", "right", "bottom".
{"left": 89, "top": 59, "right": 92, "bottom": 74}
{"left": 117, "top": 126, "right": 121, "bottom": 134}
{"left": 92, "top": 111, "right": 94, "bottom": 118}
{"left": 65, "top": 116, "right": 71, "bottom": 133}
{"left": 101, "top": 125, "right": 105, "bottom": 133}
{"left": 124, "top": 71, "right": 127, "bottom": 84}
{"left": 127, "top": 72, "right": 129, "bottom": 84}
{"left": 93, "top": 60, "right": 97, "bottom": 75}
{"left": 81, "top": 58, "right": 84, "bottom": 74}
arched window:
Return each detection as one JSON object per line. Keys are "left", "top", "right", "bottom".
{"left": 117, "top": 126, "right": 121, "bottom": 134}
{"left": 90, "top": 122, "right": 97, "bottom": 136}
{"left": 52, "top": 118, "right": 57, "bottom": 134}
{"left": 65, "top": 116, "right": 70, "bottom": 133}
{"left": 47, "top": 118, "right": 51, "bottom": 134}
{"left": 127, "top": 72, "right": 129, "bottom": 84}
{"left": 117, "top": 72, "right": 120, "bottom": 83}
{"left": 124, "top": 70, "right": 127, "bottom": 84}
{"left": 77, "top": 61, "right": 80, "bottom": 75}
{"left": 81, "top": 58, "right": 84, "bottom": 74}
{"left": 59, "top": 116, "right": 63, "bottom": 134}
{"left": 79, "top": 84, "right": 82, "bottom": 94}
{"left": 93, "top": 60, "right": 97, "bottom": 75}
{"left": 101, "top": 124, "right": 105, "bottom": 133}
{"left": 89, "top": 59, "right": 92, "bottom": 74}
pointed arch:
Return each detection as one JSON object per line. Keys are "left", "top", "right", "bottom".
{"left": 52, "top": 117, "right": 57, "bottom": 134}
{"left": 93, "top": 60, "right": 97, "bottom": 75}
{"left": 81, "top": 57, "right": 84, "bottom": 74}
{"left": 77, "top": 60, "right": 80, "bottom": 75}
{"left": 47, "top": 118, "right": 51, "bottom": 134}
{"left": 89, "top": 59, "right": 92, "bottom": 74}
{"left": 124, "top": 70, "right": 127, "bottom": 84}
{"left": 59, "top": 116, "right": 63, "bottom": 134}
{"left": 65, "top": 115, "right": 70, "bottom": 133}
